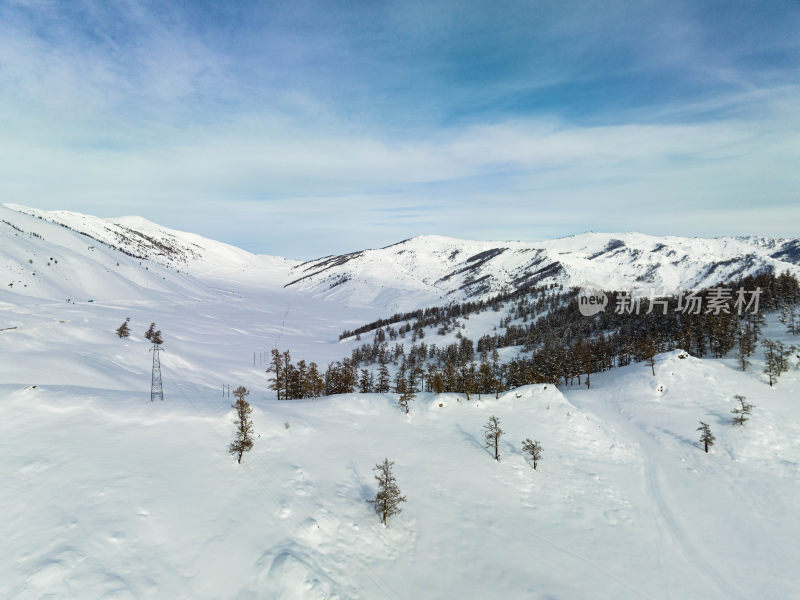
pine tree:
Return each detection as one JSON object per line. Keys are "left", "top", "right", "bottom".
{"left": 763, "top": 339, "right": 790, "bottom": 386}
{"left": 697, "top": 421, "right": 715, "bottom": 453}
{"left": 358, "top": 369, "right": 372, "bottom": 393}
{"left": 394, "top": 364, "right": 407, "bottom": 394}
{"left": 491, "top": 347, "right": 502, "bottom": 398}
{"left": 731, "top": 394, "right": 754, "bottom": 426}
{"left": 367, "top": 458, "right": 406, "bottom": 526}
{"left": 430, "top": 371, "right": 445, "bottom": 394}
{"left": 268, "top": 348, "right": 283, "bottom": 400}
{"left": 282, "top": 350, "right": 294, "bottom": 400}
{"left": 296, "top": 360, "right": 308, "bottom": 398}
{"left": 736, "top": 323, "right": 756, "bottom": 371}
{"left": 478, "top": 362, "right": 496, "bottom": 398}
{"left": 228, "top": 386, "right": 254, "bottom": 464}
{"left": 307, "top": 362, "right": 324, "bottom": 398}
{"left": 779, "top": 302, "right": 799, "bottom": 336}
{"left": 484, "top": 415, "right": 503, "bottom": 461}
{"left": 376, "top": 357, "right": 391, "bottom": 393}
{"left": 398, "top": 388, "right": 414, "bottom": 414}
{"left": 144, "top": 322, "right": 156, "bottom": 341}
{"left": 115, "top": 318, "right": 130, "bottom": 338}
{"left": 521, "top": 438, "right": 542, "bottom": 469}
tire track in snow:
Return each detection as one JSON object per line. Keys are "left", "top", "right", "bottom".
{"left": 634, "top": 429, "right": 743, "bottom": 600}
{"left": 571, "top": 391, "right": 745, "bottom": 600}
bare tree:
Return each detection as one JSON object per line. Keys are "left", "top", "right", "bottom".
{"left": 731, "top": 395, "right": 755, "bottom": 426}
{"left": 229, "top": 386, "right": 254, "bottom": 464}
{"left": 697, "top": 421, "right": 715, "bottom": 453}
{"left": 521, "top": 438, "right": 543, "bottom": 470}
{"left": 367, "top": 458, "right": 406, "bottom": 526}
{"left": 645, "top": 355, "right": 656, "bottom": 376}
{"left": 484, "top": 415, "right": 503, "bottom": 461}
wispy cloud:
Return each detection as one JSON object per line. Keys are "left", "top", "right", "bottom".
{"left": 1, "top": 0, "right": 798, "bottom": 257}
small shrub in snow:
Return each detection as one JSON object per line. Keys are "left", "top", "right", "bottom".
{"left": 521, "top": 438, "right": 543, "bottom": 470}
{"left": 731, "top": 395, "right": 754, "bottom": 426}
{"left": 484, "top": 415, "right": 503, "bottom": 461}
{"left": 229, "top": 387, "right": 254, "bottom": 464}
{"left": 115, "top": 319, "right": 131, "bottom": 338}
{"left": 697, "top": 421, "right": 715, "bottom": 453}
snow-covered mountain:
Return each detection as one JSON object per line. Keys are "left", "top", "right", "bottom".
{"left": 287, "top": 233, "right": 800, "bottom": 310}
{"left": 3, "top": 203, "right": 799, "bottom": 311}
{"left": 0, "top": 204, "right": 294, "bottom": 303}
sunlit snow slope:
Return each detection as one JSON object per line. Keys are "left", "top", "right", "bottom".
{"left": 1, "top": 311, "right": 798, "bottom": 599}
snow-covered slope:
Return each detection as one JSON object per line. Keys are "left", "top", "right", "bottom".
{"left": 2, "top": 296, "right": 798, "bottom": 598}
{"left": 2, "top": 204, "right": 295, "bottom": 287}
{"left": 3, "top": 204, "right": 799, "bottom": 311}
{"left": 0, "top": 204, "right": 296, "bottom": 302}
{"left": 287, "top": 233, "right": 800, "bottom": 310}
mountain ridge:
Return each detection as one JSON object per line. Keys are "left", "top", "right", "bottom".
{"left": 3, "top": 203, "right": 799, "bottom": 311}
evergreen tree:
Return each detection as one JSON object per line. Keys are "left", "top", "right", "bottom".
{"left": 521, "top": 438, "right": 542, "bottom": 470}
{"left": 409, "top": 364, "right": 425, "bottom": 393}
{"left": 376, "top": 357, "right": 391, "bottom": 393}
{"left": 483, "top": 415, "right": 503, "bottom": 461}
{"left": 779, "top": 302, "right": 799, "bottom": 335}
{"left": 296, "top": 360, "right": 308, "bottom": 398}
{"left": 736, "top": 323, "right": 756, "bottom": 371}
{"left": 398, "top": 388, "right": 415, "bottom": 414}
{"left": 307, "top": 362, "right": 324, "bottom": 398}
{"left": 731, "top": 394, "right": 754, "bottom": 426}
{"left": 367, "top": 458, "right": 406, "bottom": 526}
{"left": 763, "top": 339, "right": 779, "bottom": 386}
{"left": 763, "top": 339, "right": 791, "bottom": 386}
{"left": 697, "top": 421, "right": 715, "bottom": 453}
{"left": 491, "top": 347, "right": 502, "bottom": 398}
{"left": 115, "top": 318, "right": 130, "bottom": 338}
{"left": 282, "top": 350, "right": 294, "bottom": 400}
{"left": 147, "top": 325, "right": 163, "bottom": 346}
{"left": 478, "top": 362, "right": 497, "bottom": 398}
{"left": 268, "top": 348, "right": 283, "bottom": 400}
{"left": 394, "top": 364, "right": 407, "bottom": 394}
{"left": 340, "top": 358, "right": 357, "bottom": 393}
{"left": 228, "top": 386, "right": 254, "bottom": 464}
{"left": 358, "top": 369, "right": 373, "bottom": 393}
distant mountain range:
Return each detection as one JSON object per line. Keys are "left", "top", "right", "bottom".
{"left": 3, "top": 203, "right": 799, "bottom": 311}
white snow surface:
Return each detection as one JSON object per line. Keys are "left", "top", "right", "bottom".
{"left": 2, "top": 203, "right": 800, "bottom": 598}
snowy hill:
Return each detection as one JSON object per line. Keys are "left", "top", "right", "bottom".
{"left": 3, "top": 204, "right": 799, "bottom": 312}
{"left": 287, "top": 233, "right": 800, "bottom": 310}
{"left": 2, "top": 303, "right": 798, "bottom": 598}
{"left": 0, "top": 204, "right": 298, "bottom": 303}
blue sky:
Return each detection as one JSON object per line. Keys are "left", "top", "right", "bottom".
{"left": 1, "top": 0, "right": 798, "bottom": 258}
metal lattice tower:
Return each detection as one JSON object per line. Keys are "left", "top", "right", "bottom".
{"left": 150, "top": 343, "right": 164, "bottom": 402}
